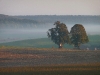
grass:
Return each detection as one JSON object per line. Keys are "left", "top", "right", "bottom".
{"left": 0, "top": 35, "right": 100, "bottom": 49}
{"left": 0, "top": 38, "right": 73, "bottom": 48}
{"left": 0, "top": 63, "right": 100, "bottom": 75}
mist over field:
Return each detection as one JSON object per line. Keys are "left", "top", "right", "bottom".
{"left": 0, "top": 14, "right": 100, "bottom": 50}
{"left": 0, "top": 14, "right": 100, "bottom": 74}
{"left": 0, "top": 1, "right": 100, "bottom": 74}
{"left": 0, "top": 24, "right": 100, "bottom": 43}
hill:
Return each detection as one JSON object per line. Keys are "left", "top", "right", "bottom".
{"left": 0, "top": 35, "right": 100, "bottom": 49}
{"left": 0, "top": 14, "right": 100, "bottom": 29}
{"left": 0, "top": 38, "right": 72, "bottom": 48}
{"left": 15, "top": 15, "right": 100, "bottom": 24}
{"left": 0, "top": 14, "right": 38, "bottom": 29}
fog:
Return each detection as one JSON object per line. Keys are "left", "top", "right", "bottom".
{"left": 0, "top": 24, "right": 100, "bottom": 43}
{"left": 84, "top": 24, "right": 100, "bottom": 34}
{"left": 0, "top": 29, "right": 48, "bottom": 43}
{"left": 67, "top": 24, "right": 100, "bottom": 35}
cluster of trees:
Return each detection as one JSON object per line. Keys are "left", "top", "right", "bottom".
{"left": 47, "top": 21, "right": 89, "bottom": 49}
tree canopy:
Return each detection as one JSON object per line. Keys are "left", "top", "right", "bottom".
{"left": 70, "top": 24, "right": 89, "bottom": 49}
{"left": 47, "top": 21, "right": 70, "bottom": 48}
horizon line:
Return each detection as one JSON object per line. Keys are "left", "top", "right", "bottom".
{"left": 0, "top": 14, "right": 100, "bottom": 16}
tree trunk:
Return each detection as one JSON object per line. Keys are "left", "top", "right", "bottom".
{"left": 59, "top": 43, "right": 63, "bottom": 48}
{"left": 74, "top": 43, "right": 80, "bottom": 50}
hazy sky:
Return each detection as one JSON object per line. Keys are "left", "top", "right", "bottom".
{"left": 0, "top": 0, "right": 100, "bottom": 15}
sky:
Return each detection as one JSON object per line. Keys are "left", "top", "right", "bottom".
{"left": 0, "top": 0, "right": 100, "bottom": 15}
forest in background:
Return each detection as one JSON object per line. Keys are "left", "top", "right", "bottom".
{"left": 0, "top": 14, "right": 100, "bottom": 29}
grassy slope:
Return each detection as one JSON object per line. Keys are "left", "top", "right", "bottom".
{"left": 0, "top": 38, "right": 54, "bottom": 48}
{"left": 0, "top": 35, "right": 100, "bottom": 48}
{"left": 0, "top": 38, "right": 72, "bottom": 48}
{"left": 83, "top": 35, "right": 100, "bottom": 49}
{"left": 88, "top": 35, "right": 100, "bottom": 44}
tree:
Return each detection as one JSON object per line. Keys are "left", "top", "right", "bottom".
{"left": 70, "top": 24, "right": 89, "bottom": 49}
{"left": 47, "top": 21, "right": 70, "bottom": 48}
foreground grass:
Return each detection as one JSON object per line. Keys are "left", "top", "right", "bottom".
{"left": 0, "top": 63, "right": 100, "bottom": 75}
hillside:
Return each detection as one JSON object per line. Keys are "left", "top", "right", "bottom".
{"left": 0, "top": 38, "right": 72, "bottom": 48}
{"left": 0, "top": 14, "right": 100, "bottom": 29}
{"left": 15, "top": 15, "right": 100, "bottom": 24}
{"left": 0, "top": 14, "right": 38, "bottom": 29}
{"left": 0, "top": 35, "right": 100, "bottom": 49}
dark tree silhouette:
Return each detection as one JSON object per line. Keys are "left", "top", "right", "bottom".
{"left": 70, "top": 24, "right": 89, "bottom": 49}
{"left": 47, "top": 21, "right": 70, "bottom": 48}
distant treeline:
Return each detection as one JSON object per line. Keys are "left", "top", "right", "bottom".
{"left": 16, "top": 15, "right": 100, "bottom": 24}
{"left": 0, "top": 14, "right": 100, "bottom": 29}
{"left": 0, "top": 14, "right": 38, "bottom": 29}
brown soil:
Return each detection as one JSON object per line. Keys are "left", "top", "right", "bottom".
{"left": 0, "top": 48, "right": 100, "bottom": 67}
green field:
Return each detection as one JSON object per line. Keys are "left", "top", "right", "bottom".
{"left": 0, "top": 35, "right": 100, "bottom": 49}
{"left": 0, "top": 38, "right": 73, "bottom": 48}
{"left": 0, "top": 63, "right": 100, "bottom": 75}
